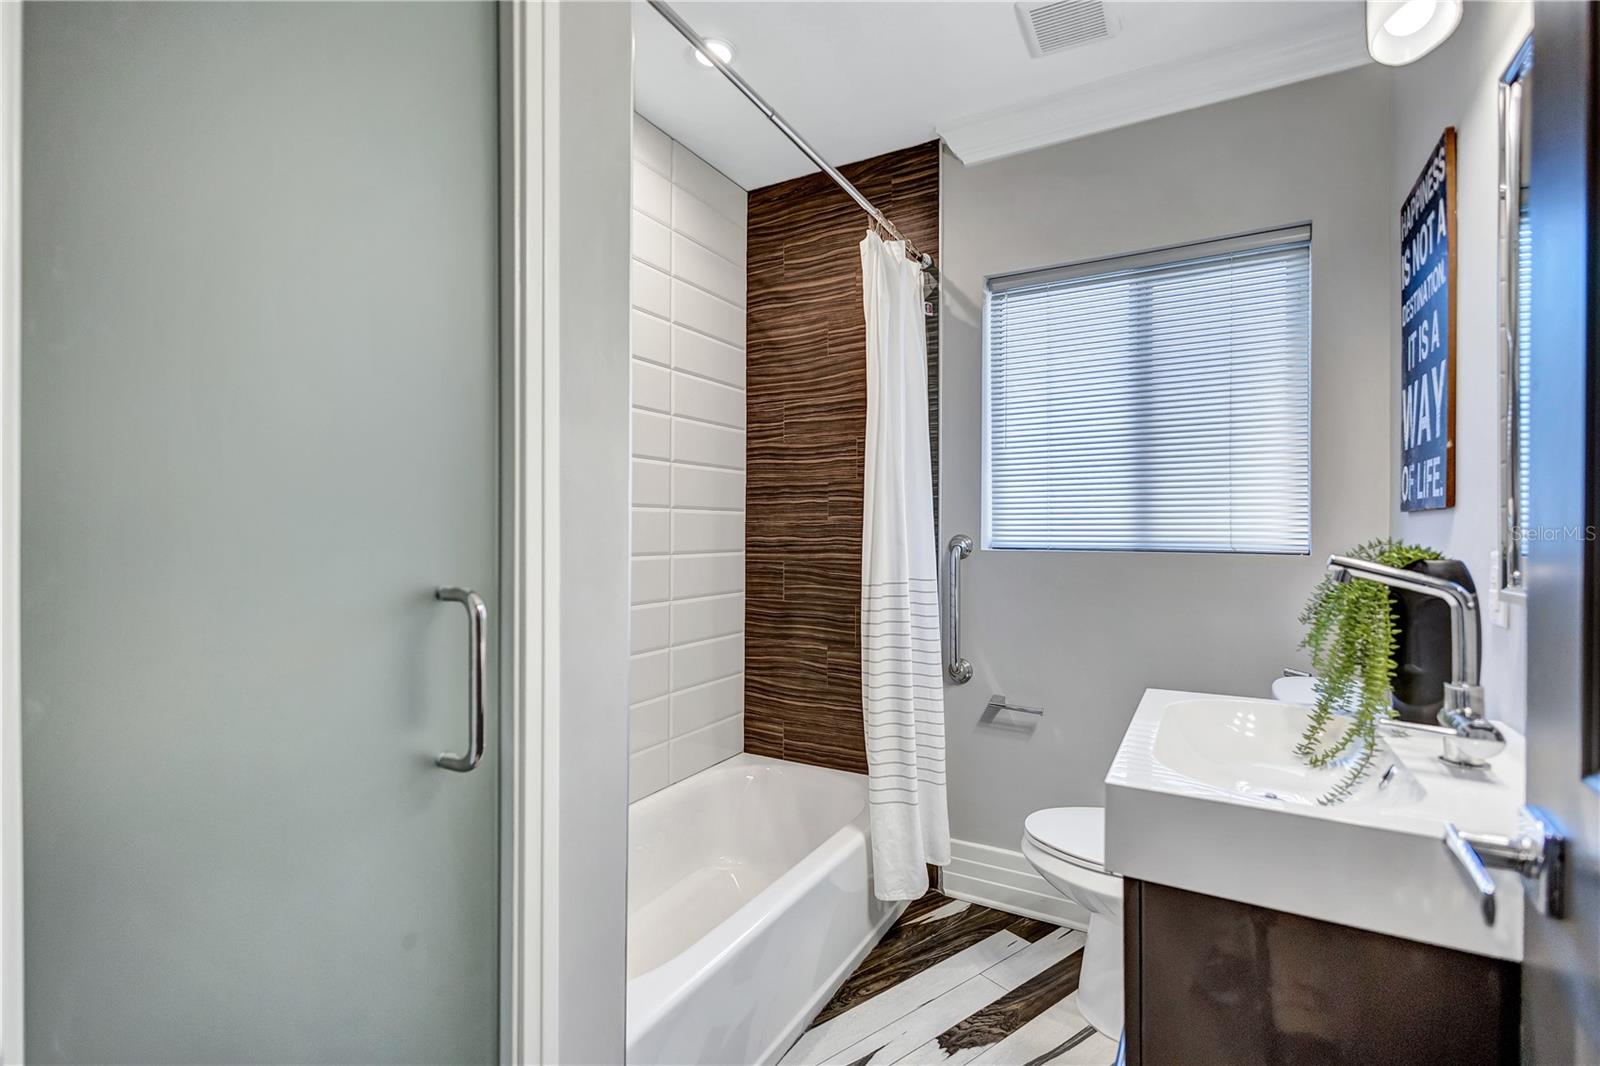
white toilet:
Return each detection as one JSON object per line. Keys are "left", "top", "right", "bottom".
{"left": 1020, "top": 807, "right": 1123, "bottom": 1039}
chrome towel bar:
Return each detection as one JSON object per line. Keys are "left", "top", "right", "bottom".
{"left": 985, "top": 694, "right": 1043, "bottom": 717}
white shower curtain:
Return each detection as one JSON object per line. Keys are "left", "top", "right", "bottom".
{"left": 859, "top": 230, "right": 951, "bottom": 902}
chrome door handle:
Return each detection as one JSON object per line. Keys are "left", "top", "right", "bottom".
{"left": 1441, "top": 806, "right": 1566, "bottom": 926}
{"left": 944, "top": 534, "right": 973, "bottom": 684}
{"left": 435, "top": 587, "right": 486, "bottom": 772}
{"left": 1442, "top": 821, "right": 1499, "bottom": 925}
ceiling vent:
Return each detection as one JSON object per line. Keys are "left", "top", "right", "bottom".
{"left": 1015, "top": 0, "right": 1116, "bottom": 58}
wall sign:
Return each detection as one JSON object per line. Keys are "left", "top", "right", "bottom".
{"left": 1400, "top": 128, "right": 1458, "bottom": 511}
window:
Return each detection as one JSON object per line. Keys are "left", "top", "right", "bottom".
{"left": 983, "top": 226, "right": 1313, "bottom": 554}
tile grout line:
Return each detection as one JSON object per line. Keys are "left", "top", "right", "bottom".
{"left": 631, "top": 254, "right": 749, "bottom": 314}
{"left": 632, "top": 301, "right": 747, "bottom": 351}
{"left": 631, "top": 153, "right": 748, "bottom": 234}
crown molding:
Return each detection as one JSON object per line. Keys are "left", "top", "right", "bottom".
{"left": 940, "top": 19, "right": 1372, "bottom": 166}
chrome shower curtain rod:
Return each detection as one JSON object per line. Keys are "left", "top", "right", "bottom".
{"left": 646, "top": 0, "right": 937, "bottom": 273}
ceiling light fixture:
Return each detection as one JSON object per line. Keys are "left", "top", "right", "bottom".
{"left": 1366, "top": 0, "right": 1463, "bottom": 66}
{"left": 691, "top": 38, "right": 734, "bottom": 68}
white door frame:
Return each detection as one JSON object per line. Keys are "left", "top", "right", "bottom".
{"left": 1, "top": 0, "right": 24, "bottom": 1059}
{"left": 501, "top": 3, "right": 547, "bottom": 1061}
{"left": 0, "top": 3, "right": 633, "bottom": 1063}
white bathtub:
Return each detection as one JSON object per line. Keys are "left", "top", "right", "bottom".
{"left": 626, "top": 753, "right": 905, "bottom": 1066}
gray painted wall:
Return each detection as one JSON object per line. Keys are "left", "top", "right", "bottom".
{"left": 1389, "top": 0, "right": 1532, "bottom": 734}
{"left": 939, "top": 65, "right": 1395, "bottom": 850}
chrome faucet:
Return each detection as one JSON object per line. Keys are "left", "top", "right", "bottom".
{"left": 1326, "top": 555, "right": 1506, "bottom": 767}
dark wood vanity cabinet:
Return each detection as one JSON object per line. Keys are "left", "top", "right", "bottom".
{"left": 1122, "top": 879, "right": 1520, "bottom": 1065}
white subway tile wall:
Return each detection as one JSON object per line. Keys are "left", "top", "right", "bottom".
{"left": 630, "top": 115, "right": 748, "bottom": 801}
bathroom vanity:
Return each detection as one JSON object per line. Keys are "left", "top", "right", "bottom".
{"left": 1106, "top": 689, "right": 1529, "bottom": 1065}
{"left": 1122, "top": 879, "right": 1517, "bottom": 1064}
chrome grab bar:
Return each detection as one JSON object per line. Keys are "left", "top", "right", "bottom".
{"left": 435, "top": 587, "right": 487, "bottom": 772}
{"left": 944, "top": 534, "right": 973, "bottom": 684}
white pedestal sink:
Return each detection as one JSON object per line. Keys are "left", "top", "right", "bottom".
{"left": 1105, "top": 689, "right": 1525, "bottom": 961}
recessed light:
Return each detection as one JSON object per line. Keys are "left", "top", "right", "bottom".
{"left": 691, "top": 38, "right": 734, "bottom": 68}
{"left": 1366, "top": 0, "right": 1462, "bottom": 66}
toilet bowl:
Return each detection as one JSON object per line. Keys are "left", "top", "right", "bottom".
{"left": 1020, "top": 807, "right": 1123, "bottom": 1039}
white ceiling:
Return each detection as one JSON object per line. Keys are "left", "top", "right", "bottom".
{"left": 633, "top": 1, "right": 1372, "bottom": 191}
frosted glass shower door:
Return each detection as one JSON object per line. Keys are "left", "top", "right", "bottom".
{"left": 19, "top": 3, "right": 502, "bottom": 1062}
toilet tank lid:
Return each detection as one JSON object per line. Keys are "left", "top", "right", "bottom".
{"left": 1023, "top": 807, "right": 1104, "bottom": 869}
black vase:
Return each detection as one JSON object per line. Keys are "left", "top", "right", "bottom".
{"left": 1389, "top": 558, "right": 1478, "bottom": 724}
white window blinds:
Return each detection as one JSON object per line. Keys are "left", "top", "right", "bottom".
{"left": 983, "top": 226, "right": 1312, "bottom": 554}
{"left": 1515, "top": 204, "right": 1532, "bottom": 570}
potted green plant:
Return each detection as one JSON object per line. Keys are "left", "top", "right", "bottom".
{"left": 1295, "top": 538, "right": 1441, "bottom": 803}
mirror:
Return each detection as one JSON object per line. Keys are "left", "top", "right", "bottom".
{"left": 1499, "top": 35, "right": 1534, "bottom": 593}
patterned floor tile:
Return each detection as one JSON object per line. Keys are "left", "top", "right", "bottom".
{"left": 784, "top": 890, "right": 1114, "bottom": 1066}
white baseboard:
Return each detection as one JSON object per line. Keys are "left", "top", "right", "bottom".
{"left": 939, "top": 838, "right": 1090, "bottom": 929}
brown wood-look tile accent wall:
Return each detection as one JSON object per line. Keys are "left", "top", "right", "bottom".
{"left": 745, "top": 141, "right": 940, "bottom": 774}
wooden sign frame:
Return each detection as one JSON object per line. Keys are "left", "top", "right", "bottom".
{"left": 1399, "top": 128, "right": 1458, "bottom": 511}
